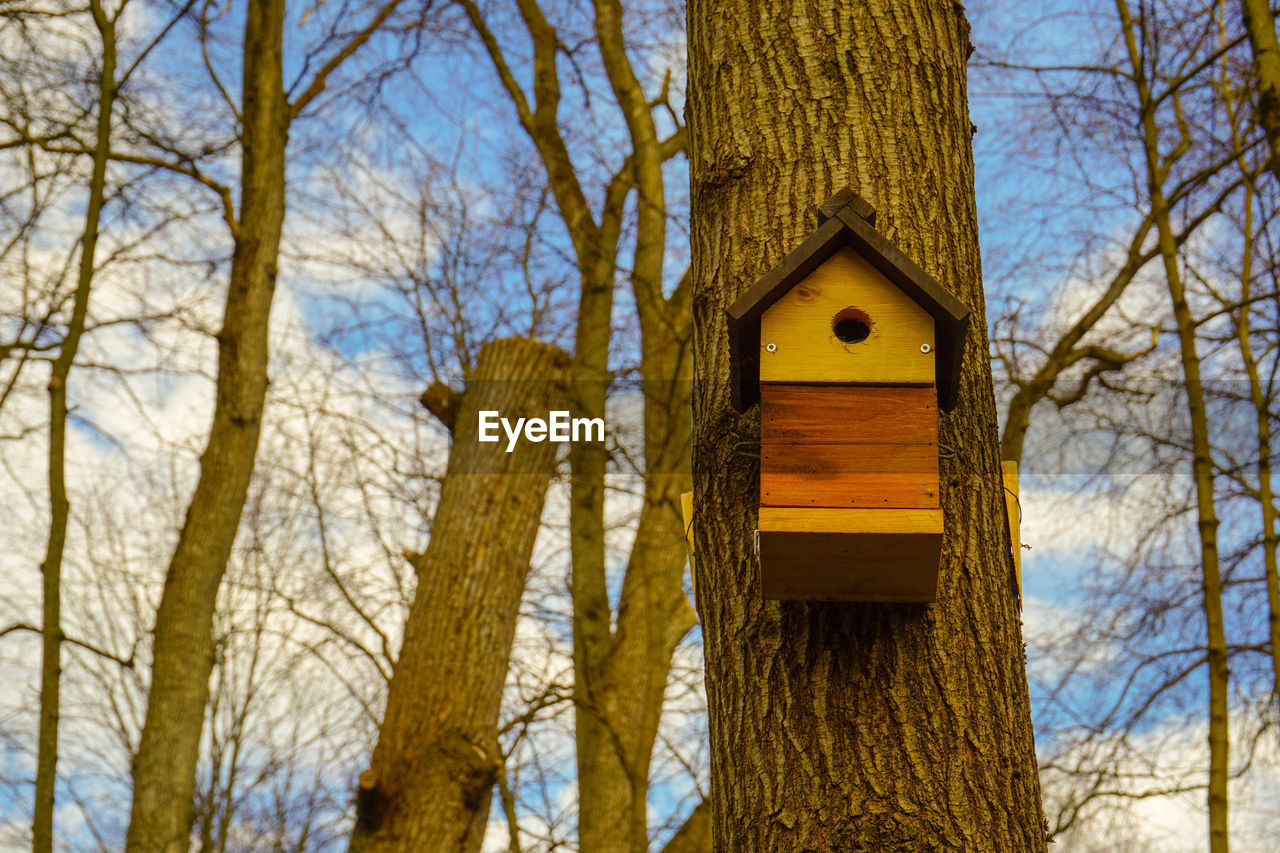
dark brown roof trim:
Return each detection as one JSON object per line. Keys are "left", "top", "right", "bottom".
{"left": 726, "top": 193, "right": 971, "bottom": 412}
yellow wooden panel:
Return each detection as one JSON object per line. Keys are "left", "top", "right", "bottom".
{"left": 759, "top": 246, "right": 935, "bottom": 384}
{"left": 758, "top": 506, "right": 943, "bottom": 535}
{"left": 1001, "top": 461, "right": 1021, "bottom": 596}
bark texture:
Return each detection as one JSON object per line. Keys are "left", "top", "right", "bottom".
{"left": 349, "top": 337, "right": 571, "bottom": 853}
{"left": 1241, "top": 0, "right": 1280, "bottom": 182}
{"left": 686, "top": 2, "right": 1047, "bottom": 850}
{"left": 125, "top": 1, "right": 288, "bottom": 849}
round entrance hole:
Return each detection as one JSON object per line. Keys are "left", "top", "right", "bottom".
{"left": 832, "top": 307, "right": 872, "bottom": 344}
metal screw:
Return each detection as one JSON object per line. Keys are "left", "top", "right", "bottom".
{"left": 920, "top": 344, "right": 932, "bottom": 353}
{"left": 765, "top": 342, "right": 777, "bottom": 353}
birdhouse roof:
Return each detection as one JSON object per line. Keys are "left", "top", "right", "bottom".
{"left": 726, "top": 190, "right": 971, "bottom": 412}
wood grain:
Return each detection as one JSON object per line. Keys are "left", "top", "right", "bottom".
{"left": 761, "top": 443, "right": 938, "bottom": 508}
{"left": 761, "top": 384, "right": 937, "bottom": 445}
{"left": 758, "top": 506, "right": 943, "bottom": 534}
{"left": 758, "top": 246, "right": 935, "bottom": 385}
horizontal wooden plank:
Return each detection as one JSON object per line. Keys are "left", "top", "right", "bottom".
{"left": 761, "top": 384, "right": 937, "bottom": 445}
{"left": 762, "top": 474, "right": 938, "bottom": 508}
{"left": 761, "top": 442, "right": 938, "bottom": 508}
{"left": 758, "top": 506, "right": 943, "bottom": 535}
{"left": 762, "top": 443, "right": 937, "bottom": 475}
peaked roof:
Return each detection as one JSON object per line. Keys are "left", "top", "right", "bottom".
{"left": 726, "top": 191, "right": 971, "bottom": 412}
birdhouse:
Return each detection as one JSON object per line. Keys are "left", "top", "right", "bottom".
{"left": 726, "top": 190, "right": 970, "bottom": 602}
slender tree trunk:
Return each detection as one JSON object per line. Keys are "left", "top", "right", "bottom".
{"left": 455, "top": 5, "right": 698, "bottom": 846}
{"left": 33, "top": 4, "right": 116, "bottom": 850}
{"left": 348, "top": 337, "right": 571, "bottom": 853}
{"left": 1152, "top": 192, "right": 1232, "bottom": 853}
{"left": 1240, "top": 0, "right": 1280, "bottom": 181}
{"left": 1115, "top": 2, "right": 1231, "bottom": 847}
{"left": 687, "top": 2, "right": 1047, "bottom": 849}
{"left": 125, "top": 1, "right": 287, "bottom": 849}
{"left": 1228, "top": 9, "right": 1280, "bottom": 708}
{"left": 574, "top": 5, "right": 696, "bottom": 850}
{"left": 1232, "top": 184, "right": 1280, "bottom": 709}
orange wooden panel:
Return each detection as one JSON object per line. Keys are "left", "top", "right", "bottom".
{"left": 761, "top": 443, "right": 938, "bottom": 508}
{"left": 761, "top": 384, "right": 937, "bottom": 445}
{"left": 757, "top": 508, "right": 943, "bottom": 601}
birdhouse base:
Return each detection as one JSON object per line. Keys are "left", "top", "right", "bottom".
{"left": 757, "top": 507, "right": 943, "bottom": 601}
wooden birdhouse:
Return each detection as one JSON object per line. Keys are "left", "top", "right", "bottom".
{"left": 726, "top": 190, "right": 971, "bottom": 602}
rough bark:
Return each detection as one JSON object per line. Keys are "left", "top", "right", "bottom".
{"left": 686, "top": 2, "right": 1047, "bottom": 850}
{"left": 125, "top": 1, "right": 288, "bottom": 849}
{"left": 1240, "top": 0, "right": 1280, "bottom": 181}
{"left": 348, "top": 337, "right": 570, "bottom": 853}
{"left": 1115, "top": 2, "right": 1230, "bottom": 847}
{"left": 33, "top": 3, "right": 116, "bottom": 850}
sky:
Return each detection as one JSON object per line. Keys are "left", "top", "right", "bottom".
{"left": 3, "top": 0, "right": 1280, "bottom": 851}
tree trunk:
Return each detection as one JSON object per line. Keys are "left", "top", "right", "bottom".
{"left": 574, "top": 5, "right": 696, "bottom": 850}
{"left": 1115, "top": 2, "right": 1231, "bottom": 846}
{"left": 125, "top": 1, "right": 288, "bottom": 849}
{"left": 658, "top": 801, "right": 711, "bottom": 853}
{"left": 33, "top": 4, "right": 116, "bottom": 850}
{"left": 1240, "top": 0, "right": 1280, "bottom": 181}
{"left": 686, "top": 2, "right": 1047, "bottom": 850}
{"left": 1151, "top": 186, "right": 1232, "bottom": 853}
{"left": 456, "top": 5, "right": 697, "bottom": 847}
{"left": 1231, "top": 181, "right": 1280, "bottom": 717}
{"left": 348, "top": 337, "right": 571, "bottom": 853}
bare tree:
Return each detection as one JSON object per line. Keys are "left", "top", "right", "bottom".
{"left": 126, "top": 0, "right": 421, "bottom": 849}
{"left": 348, "top": 337, "right": 570, "bottom": 852}
{"left": 454, "top": 2, "right": 699, "bottom": 849}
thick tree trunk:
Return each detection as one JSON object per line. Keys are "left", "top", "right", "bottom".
{"left": 33, "top": 4, "right": 115, "bottom": 850}
{"left": 348, "top": 337, "right": 571, "bottom": 853}
{"left": 125, "top": 1, "right": 288, "bottom": 849}
{"left": 686, "top": 2, "right": 1047, "bottom": 850}
{"left": 1240, "top": 0, "right": 1280, "bottom": 181}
